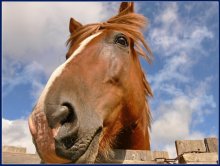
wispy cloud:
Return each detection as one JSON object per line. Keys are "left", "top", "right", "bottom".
{"left": 147, "top": 2, "right": 218, "bottom": 157}
{"left": 151, "top": 77, "right": 216, "bottom": 141}
{"left": 2, "top": 2, "right": 117, "bottom": 100}
{"left": 149, "top": 53, "right": 192, "bottom": 91}
{"left": 149, "top": 2, "right": 214, "bottom": 57}
{"left": 3, "top": 60, "right": 46, "bottom": 101}
{"left": 2, "top": 2, "right": 116, "bottom": 75}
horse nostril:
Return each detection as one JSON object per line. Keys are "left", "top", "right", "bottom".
{"left": 60, "top": 103, "right": 77, "bottom": 125}
{"left": 54, "top": 103, "right": 79, "bottom": 150}
{"left": 48, "top": 103, "right": 77, "bottom": 128}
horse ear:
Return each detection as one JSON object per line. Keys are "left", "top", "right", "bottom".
{"left": 69, "top": 18, "right": 82, "bottom": 34}
{"left": 118, "top": 2, "right": 134, "bottom": 15}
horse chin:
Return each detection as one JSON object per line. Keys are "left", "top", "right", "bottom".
{"left": 74, "top": 132, "right": 101, "bottom": 163}
{"left": 53, "top": 128, "right": 102, "bottom": 164}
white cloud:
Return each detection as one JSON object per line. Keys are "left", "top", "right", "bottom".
{"left": 149, "top": 2, "right": 213, "bottom": 57}
{"left": 151, "top": 97, "right": 192, "bottom": 145}
{"left": 148, "top": 2, "right": 218, "bottom": 157}
{"left": 2, "top": 118, "right": 36, "bottom": 154}
{"left": 2, "top": 2, "right": 118, "bottom": 100}
{"left": 163, "top": 144, "right": 177, "bottom": 159}
{"left": 149, "top": 53, "right": 192, "bottom": 91}
{"left": 150, "top": 78, "right": 217, "bottom": 157}
{"left": 3, "top": 61, "right": 46, "bottom": 101}
{"left": 2, "top": 2, "right": 116, "bottom": 76}
{"left": 157, "top": 2, "right": 178, "bottom": 24}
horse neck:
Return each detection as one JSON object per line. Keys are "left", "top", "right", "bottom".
{"left": 113, "top": 56, "right": 151, "bottom": 150}
{"left": 114, "top": 108, "right": 150, "bottom": 150}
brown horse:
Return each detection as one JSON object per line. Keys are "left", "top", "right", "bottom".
{"left": 28, "top": 2, "right": 153, "bottom": 163}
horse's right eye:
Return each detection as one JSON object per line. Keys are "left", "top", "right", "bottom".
{"left": 115, "top": 35, "right": 128, "bottom": 47}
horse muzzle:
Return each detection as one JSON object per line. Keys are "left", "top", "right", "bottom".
{"left": 28, "top": 101, "right": 103, "bottom": 163}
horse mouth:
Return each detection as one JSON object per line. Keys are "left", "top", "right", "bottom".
{"left": 55, "top": 127, "right": 102, "bottom": 163}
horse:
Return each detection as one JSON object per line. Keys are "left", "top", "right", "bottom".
{"left": 28, "top": 2, "right": 153, "bottom": 163}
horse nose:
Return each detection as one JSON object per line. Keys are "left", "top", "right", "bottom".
{"left": 45, "top": 103, "right": 80, "bottom": 149}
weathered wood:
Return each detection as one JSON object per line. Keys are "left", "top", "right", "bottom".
{"left": 2, "top": 137, "right": 218, "bottom": 164}
{"left": 113, "top": 149, "right": 152, "bottom": 161}
{"left": 152, "top": 151, "right": 169, "bottom": 163}
{"left": 112, "top": 149, "right": 169, "bottom": 161}
{"left": 179, "top": 152, "right": 218, "bottom": 164}
{"left": 2, "top": 149, "right": 167, "bottom": 164}
{"left": 99, "top": 149, "right": 169, "bottom": 163}
{"left": 175, "top": 139, "right": 206, "bottom": 156}
{"left": 152, "top": 151, "right": 169, "bottom": 159}
{"left": 2, "top": 152, "right": 41, "bottom": 164}
{"left": 122, "top": 160, "right": 158, "bottom": 164}
{"left": 106, "top": 160, "right": 158, "bottom": 164}
{"left": 204, "top": 137, "right": 218, "bottom": 152}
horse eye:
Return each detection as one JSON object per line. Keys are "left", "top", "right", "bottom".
{"left": 115, "top": 36, "right": 128, "bottom": 47}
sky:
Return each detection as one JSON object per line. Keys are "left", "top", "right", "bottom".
{"left": 2, "top": 2, "right": 219, "bottom": 157}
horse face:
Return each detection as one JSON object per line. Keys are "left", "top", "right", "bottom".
{"left": 29, "top": 29, "right": 140, "bottom": 163}
{"left": 29, "top": 2, "right": 152, "bottom": 163}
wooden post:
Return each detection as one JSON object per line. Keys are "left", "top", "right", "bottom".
{"left": 2, "top": 137, "right": 218, "bottom": 164}
{"left": 100, "top": 149, "right": 169, "bottom": 163}
{"left": 204, "top": 137, "right": 218, "bottom": 152}
{"left": 175, "top": 139, "right": 206, "bottom": 156}
{"left": 113, "top": 149, "right": 152, "bottom": 161}
{"left": 175, "top": 138, "right": 218, "bottom": 164}
{"left": 181, "top": 153, "right": 218, "bottom": 164}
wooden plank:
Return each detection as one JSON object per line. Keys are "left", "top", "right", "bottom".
{"left": 106, "top": 160, "right": 158, "bottom": 164}
{"left": 182, "top": 161, "right": 218, "bottom": 164}
{"left": 152, "top": 151, "right": 169, "bottom": 159}
{"left": 102, "top": 149, "right": 168, "bottom": 163}
{"left": 3, "top": 151, "right": 159, "bottom": 164}
{"left": 122, "top": 160, "right": 158, "bottom": 164}
{"left": 112, "top": 149, "right": 152, "bottom": 161}
{"left": 180, "top": 152, "right": 218, "bottom": 164}
{"left": 152, "top": 151, "right": 169, "bottom": 163}
{"left": 2, "top": 152, "right": 41, "bottom": 164}
{"left": 204, "top": 137, "right": 218, "bottom": 152}
{"left": 113, "top": 149, "right": 169, "bottom": 161}
{"left": 175, "top": 139, "right": 206, "bottom": 156}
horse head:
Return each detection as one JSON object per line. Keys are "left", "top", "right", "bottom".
{"left": 28, "top": 2, "right": 153, "bottom": 163}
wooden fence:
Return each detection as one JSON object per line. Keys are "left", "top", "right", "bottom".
{"left": 2, "top": 137, "right": 218, "bottom": 164}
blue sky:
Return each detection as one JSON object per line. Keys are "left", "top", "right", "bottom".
{"left": 2, "top": 2, "right": 219, "bottom": 156}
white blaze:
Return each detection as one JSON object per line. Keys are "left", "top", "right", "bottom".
{"left": 39, "top": 31, "right": 102, "bottom": 101}
{"left": 70, "top": 31, "right": 102, "bottom": 60}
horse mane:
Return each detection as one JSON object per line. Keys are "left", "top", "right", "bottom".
{"left": 66, "top": 12, "right": 153, "bottom": 128}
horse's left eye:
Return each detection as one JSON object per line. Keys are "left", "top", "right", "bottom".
{"left": 115, "top": 35, "right": 128, "bottom": 47}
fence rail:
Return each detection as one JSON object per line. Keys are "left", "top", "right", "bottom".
{"left": 2, "top": 137, "right": 218, "bottom": 164}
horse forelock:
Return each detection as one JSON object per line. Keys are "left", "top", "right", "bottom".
{"left": 67, "top": 13, "right": 153, "bottom": 62}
